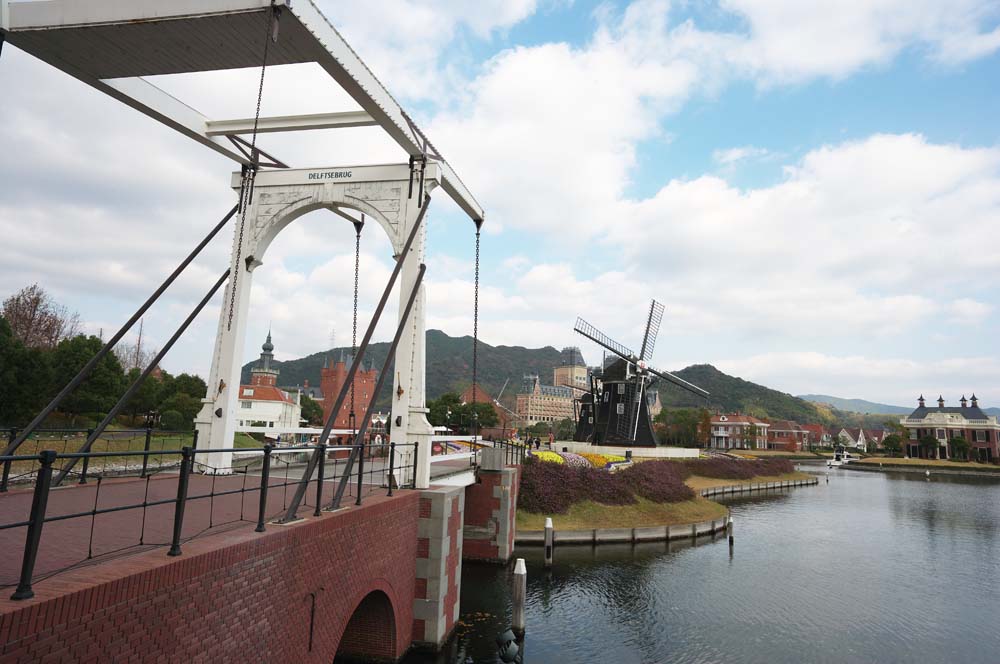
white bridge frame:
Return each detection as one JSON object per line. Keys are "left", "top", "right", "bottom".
{"left": 2, "top": 0, "right": 485, "bottom": 490}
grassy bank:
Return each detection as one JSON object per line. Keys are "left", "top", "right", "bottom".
{"left": 855, "top": 457, "right": 1000, "bottom": 473}
{"left": 517, "top": 496, "right": 727, "bottom": 531}
{"left": 684, "top": 471, "right": 813, "bottom": 491}
{"left": 734, "top": 450, "right": 820, "bottom": 459}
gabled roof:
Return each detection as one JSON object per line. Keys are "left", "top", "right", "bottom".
{"left": 240, "top": 385, "right": 295, "bottom": 404}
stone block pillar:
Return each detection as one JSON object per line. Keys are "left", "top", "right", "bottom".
{"left": 412, "top": 486, "right": 464, "bottom": 649}
{"left": 462, "top": 464, "right": 520, "bottom": 564}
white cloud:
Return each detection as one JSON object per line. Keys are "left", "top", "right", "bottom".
{"left": 713, "top": 145, "right": 770, "bottom": 166}
{"left": 718, "top": 351, "right": 1000, "bottom": 406}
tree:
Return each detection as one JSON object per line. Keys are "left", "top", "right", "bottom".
{"left": 123, "top": 367, "right": 162, "bottom": 425}
{"left": 2, "top": 284, "right": 80, "bottom": 350}
{"left": 881, "top": 434, "right": 902, "bottom": 457}
{"left": 51, "top": 334, "right": 125, "bottom": 425}
{"left": 159, "top": 392, "right": 200, "bottom": 429}
{"left": 427, "top": 393, "right": 462, "bottom": 427}
{"left": 697, "top": 408, "right": 712, "bottom": 447}
{"left": 949, "top": 436, "right": 970, "bottom": 461}
{"left": 171, "top": 373, "right": 207, "bottom": 400}
{"left": 0, "top": 316, "right": 54, "bottom": 426}
{"left": 300, "top": 394, "right": 324, "bottom": 425}
{"left": 918, "top": 435, "right": 940, "bottom": 459}
{"left": 160, "top": 410, "right": 185, "bottom": 431}
{"left": 555, "top": 417, "right": 576, "bottom": 441}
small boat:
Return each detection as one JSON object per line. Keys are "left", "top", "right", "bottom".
{"left": 827, "top": 447, "right": 859, "bottom": 467}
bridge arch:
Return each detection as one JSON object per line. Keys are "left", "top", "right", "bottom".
{"left": 195, "top": 164, "right": 440, "bottom": 482}
{"left": 333, "top": 589, "right": 398, "bottom": 663}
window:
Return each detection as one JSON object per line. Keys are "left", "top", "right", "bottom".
{"left": 975, "top": 430, "right": 988, "bottom": 442}
{"left": 268, "top": 422, "right": 274, "bottom": 427}
{"left": 936, "top": 429, "right": 946, "bottom": 440}
{"left": 909, "top": 430, "right": 917, "bottom": 440}
{"left": 241, "top": 401, "right": 252, "bottom": 409}
{"left": 616, "top": 404, "right": 625, "bottom": 415}
{"left": 244, "top": 388, "right": 254, "bottom": 397}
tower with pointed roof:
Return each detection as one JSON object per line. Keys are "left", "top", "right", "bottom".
{"left": 250, "top": 331, "right": 280, "bottom": 387}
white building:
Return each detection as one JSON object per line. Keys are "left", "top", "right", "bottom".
{"left": 899, "top": 395, "right": 1000, "bottom": 462}
{"left": 710, "top": 414, "right": 770, "bottom": 450}
{"left": 237, "top": 332, "right": 301, "bottom": 439}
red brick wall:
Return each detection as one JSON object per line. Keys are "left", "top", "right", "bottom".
{"left": 443, "top": 496, "right": 461, "bottom": 634}
{"left": 463, "top": 466, "right": 520, "bottom": 562}
{"left": 0, "top": 493, "right": 420, "bottom": 664}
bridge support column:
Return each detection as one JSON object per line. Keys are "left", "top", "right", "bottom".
{"left": 463, "top": 450, "right": 521, "bottom": 563}
{"left": 412, "top": 486, "right": 464, "bottom": 649}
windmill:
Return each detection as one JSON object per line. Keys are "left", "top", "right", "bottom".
{"left": 572, "top": 299, "right": 709, "bottom": 446}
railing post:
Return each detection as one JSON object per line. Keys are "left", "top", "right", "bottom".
{"left": 412, "top": 442, "right": 420, "bottom": 489}
{"left": 11, "top": 450, "right": 57, "bottom": 600}
{"left": 78, "top": 428, "right": 94, "bottom": 484}
{"left": 387, "top": 442, "right": 396, "bottom": 497}
{"left": 167, "top": 446, "right": 193, "bottom": 556}
{"left": 1, "top": 428, "right": 15, "bottom": 492}
{"left": 312, "top": 444, "right": 326, "bottom": 518}
{"left": 191, "top": 429, "right": 199, "bottom": 451}
{"left": 140, "top": 427, "right": 152, "bottom": 478}
{"left": 355, "top": 442, "right": 365, "bottom": 506}
{"left": 256, "top": 444, "right": 273, "bottom": 532}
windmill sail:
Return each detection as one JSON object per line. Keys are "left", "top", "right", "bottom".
{"left": 647, "top": 365, "right": 710, "bottom": 398}
{"left": 639, "top": 300, "right": 665, "bottom": 361}
{"left": 574, "top": 318, "right": 635, "bottom": 362}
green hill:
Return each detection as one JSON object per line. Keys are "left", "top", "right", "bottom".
{"left": 797, "top": 394, "right": 911, "bottom": 415}
{"left": 243, "top": 332, "right": 830, "bottom": 423}
{"left": 657, "top": 364, "right": 828, "bottom": 423}
{"left": 241, "top": 329, "right": 563, "bottom": 409}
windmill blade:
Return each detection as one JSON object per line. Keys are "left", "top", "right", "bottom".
{"left": 639, "top": 299, "right": 665, "bottom": 361}
{"left": 647, "top": 365, "right": 710, "bottom": 398}
{"left": 574, "top": 317, "right": 635, "bottom": 362}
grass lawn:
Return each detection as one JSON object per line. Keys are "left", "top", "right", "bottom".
{"left": 734, "top": 450, "right": 819, "bottom": 459}
{"left": 683, "top": 471, "right": 813, "bottom": 491}
{"left": 517, "top": 496, "right": 728, "bottom": 531}
{"left": 855, "top": 457, "right": 1000, "bottom": 472}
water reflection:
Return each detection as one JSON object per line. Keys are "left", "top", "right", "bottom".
{"left": 404, "top": 469, "right": 1000, "bottom": 664}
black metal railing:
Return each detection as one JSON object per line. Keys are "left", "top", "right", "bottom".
{"left": 0, "top": 442, "right": 417, "bottom": 600}
{"left": 493, "top": 440, "right": 528, "bottom": 466}
{"left": 0, "top": 428, "right": 199, "bottom": 492}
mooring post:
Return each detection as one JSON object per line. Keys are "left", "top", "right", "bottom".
{"left": 727, "top": 515, "right": 734, "bottom": 547}
{"left": 544, "top": 517, "right": 554, "bottom": 568}
{"left": 256, "top": 444, "right": 273, "bottom": 531}
{"left": 512, "top": 557, "right": 527, "bottom": 637}
{"left": 11, "top": 450, "right": 57, "bottom": 600}
{"left": 168, "top": 446, "right": 193, "bottom": 556}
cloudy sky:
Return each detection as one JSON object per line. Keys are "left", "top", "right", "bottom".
{"left": 2, "top": 0, "right": 999, "bottom": 407}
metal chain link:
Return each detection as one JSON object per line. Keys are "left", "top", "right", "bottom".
{"left": 227, "top": 1, "right": 277, "bottom": 331}
{"left": 472, "top": 228, "right": 481, "bottom": 429}
{"left": 350, "top": 222, "right": 361, "bottom": 429}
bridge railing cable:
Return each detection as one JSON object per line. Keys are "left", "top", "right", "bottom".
{"left": 0, "top": 441, "right": 417, "bottom": 600}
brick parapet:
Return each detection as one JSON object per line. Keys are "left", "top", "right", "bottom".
{"left": 412, "top": 486, "right": 464, "bottom": 650}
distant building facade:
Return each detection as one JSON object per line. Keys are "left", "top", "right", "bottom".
{"left": 553, "top": 346, "right": 589, "bottom": 392}
{"left": 766, "top": 420, "right": 809, "bottom": 451}
{"left": 319, "top": 352, "right": 378, "bottom": 430}
{"left": 237, "top": 333, "right": 301, "bottom": 435}
{"left": 900, "top": 395, "right": 1000, "bottom": 462}
{"left": 516, "top": 374, "right": 574, "bottom": 425}
{"left": 709, "top": 413, "right": 770, "bottom": 450}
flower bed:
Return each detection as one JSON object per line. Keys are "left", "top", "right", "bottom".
{"left": 579, "top": 452, "right": 627, "bottom": 468}
{"left": 683, "top": 457, "right": 794, "bottom": 479}
{"left": 532, "top": 450, "right": 564, "bottom": 464}
{"left": 519, "top": 458, "right": 693, "bottom": 514}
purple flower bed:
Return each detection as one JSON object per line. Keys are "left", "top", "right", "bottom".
{"left": 683, "top": 458, "right": 794, "bottom": 479}
{"left": 519, "top": 457, "right": 690, "bottom": 513}
{"left": 619, "top": 461, "right": 695, "bottom": 503}
{"left": 557, "top": 452, "right": 591, "bottom": 468}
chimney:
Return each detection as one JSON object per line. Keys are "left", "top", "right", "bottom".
{"left": 304, "top": 379, "right": 310, "bottom": 389}
{"left": 971, "top": 394, "right": 979, "bottom": 408}
{"left": 960, "top": 395, "right": 968, "bottom": 408}
{"left": 937, "top": 395, "right": 945, "bottom": 408}
{"left": 918, "top": 395, "right": 925, "bottom": 408}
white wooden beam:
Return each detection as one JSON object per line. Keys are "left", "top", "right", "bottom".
{"left": 205, "top": 111, "right": 377, "bottom": 136}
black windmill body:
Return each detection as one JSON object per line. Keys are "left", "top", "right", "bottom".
{"left": 572, "top": 300, "right": 709, "bottom": 446}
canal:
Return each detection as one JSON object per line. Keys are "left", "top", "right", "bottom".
{"left": 405, "top": 464, "right": 1000, "bottom": 663}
